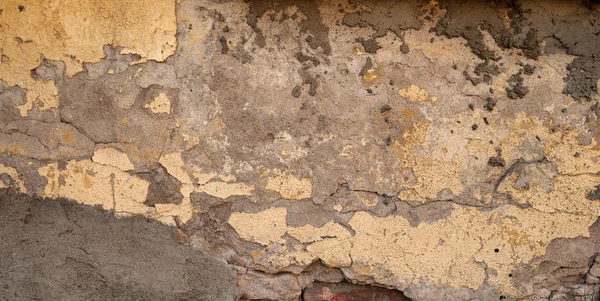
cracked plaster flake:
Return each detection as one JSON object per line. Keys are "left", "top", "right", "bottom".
{"left": 228, "top": 205, "right": 597, "bottom": 295}
{"left": 158, "top": 152, "right": 255, "bottom": 198}
{"left": 4, "top": 0, "right": 600, "bottom": 298}
{"left": 34, "top": 152, "right": 256, "bottom": 225}
{"left": 223, "top": 107, "right": 600, "bottom": 297}
{"left": 0, "top": 164, "right": 27, "bottom": 193}
{"left": 37, "top": 160, "right": 193, "bottom": 226}
{"left": 264, "top": 169, "right": 313, "bottom": 200}
{"left": 0, "top": 0, "right": 177, "bottom": 116}
{"left": 144, "top": 92, "right": 172, "bottom": 114}
{"left": 91, "top": 147, "right": 135, "bottom": 171}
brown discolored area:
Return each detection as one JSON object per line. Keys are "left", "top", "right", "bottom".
{"left": 139, "top": 167, "right": 184, "bottom": 207}
{"left": 342, "top": 0, "right": 424, "bottom": 38}
{"left": 245, "top": 0, "right": 331, "bottom": 55}
{"left": 303, "top": 282, "right": 411, "bottom": 301}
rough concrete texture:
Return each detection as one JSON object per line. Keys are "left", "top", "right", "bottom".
{"left": 0, "top": 189, "right": 240, "bottom": 301}
{"left": 2, "top": 0, "right": 600, "bottom": 300}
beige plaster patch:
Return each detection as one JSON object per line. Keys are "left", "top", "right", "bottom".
{"left": 144, "top": 92, "right": 172, "bottom": 114}
{"left": 36, "top": 159, "right": 193, "bottom": 226}
{"left": 14, "top": 80, "right": 59, "bottom": 117}
{"left": 499, "top": 173, "right": 600, "bottom": 216}
{"left": 228, "top": 205, "right": 596, "bottom": 296}
{"left": 398, "top": 85, "right": 438, "bottom": 102}
{"left": 397, "top": 156, "right": 462, "bottom": 201}
{"left": 92, "top": 147, "right": 135, "bottom": 171}
{"left": 496, "top": 113, "right": 600, "bottom": 175}
{"left": 154, "top": 152, "right": 255, "bottom": 223}
{"left": 159, "top": 151, "right": 254, "bottom": 198}
{"left": 159, "top": 152, "right": 195, "bottom": 184}
{"left": 196, "top": 181, "right": 254, "bottom": 199}
{"left": 228, "top": 207, "right": 288, "bottom": 246}
{"left": 287, "top": 221, "right": 352, "bottom": 243}
{"left": 0, "top": 0, "right": 177, "bottom": 116}
{"left": 265, "top": 169, "right": 312, "bottom": 200}
{"left": 38, "top": 160, "right": 149, "bottom": 214}
{"left": 0, "top": 163, "right": 27, "bottom": 192}
{"left": 386, "top": 119, "right": 463, "bottom": 202}
{"left": 151, "top": 184, "right": 195, "bottom": 226}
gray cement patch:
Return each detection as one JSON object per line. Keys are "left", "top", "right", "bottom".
{"left": 0, "top": 188, "right": 240, "bottom": 301}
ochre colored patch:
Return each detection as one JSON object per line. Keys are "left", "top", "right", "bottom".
{"left": 0, "top": 0, "right": 177, "bottom": 116}
{"left": 228, "top": 207, "right": 288, "bottom": 246}
{"left": 228, "top": 205, "right": 596, "bottom": 295}
{"left": 265, "top": 169, "right": 312, "bottom": 200}
{"left": 398, "top": 85, "right": 437, "bottom": 102}
{"left": 37, "top": 160, "right": 192, "bottom": 226}
{"left": 144, "top": 92, "right": 172, "bottom": 114}
{"left": 92, "top": 148, "right": 135, "bottom": 171}
{"left": 0, "top": 164, "right": 27, "bottom": 192}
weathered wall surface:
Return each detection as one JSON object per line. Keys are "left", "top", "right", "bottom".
{"left": 2, "top": 0, "right": 600, "bottom": 300}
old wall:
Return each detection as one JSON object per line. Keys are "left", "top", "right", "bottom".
{"left": 2, "top": 0, "right": 600, "bottom": 300}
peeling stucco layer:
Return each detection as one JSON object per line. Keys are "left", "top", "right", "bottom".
{"left": 228, "top": 204, "right": 596, "bottom": 295}
{"left": 0, "top": 0, "right": 176, "bottom": 116}
{"left": 2, "top": 0, "right": 600, "bottom": 300}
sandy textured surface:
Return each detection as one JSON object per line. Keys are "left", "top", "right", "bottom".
{"left": 2, "top": 0, "right": 600, "bottom": 300}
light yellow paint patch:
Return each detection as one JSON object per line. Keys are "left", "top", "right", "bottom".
{"left": 159, "top": 152, "right": 194, "bottom": 183}
{"left": 92, "top": 148, "right": 135, "bottom": 171}
{"left": 499, "top": 173, "right": 600, "bottom": 216}
{"left": 398, "top": 156, "right": 462, "bottom": 201}
{"left": 307, "top": 239, "right": 353, "bottom": 267}
{"left": 347, "top": 206, "right": 595, "bottom": 293}
{"left": 159, "top": 151, "right": 254, "bottom": 200}
{"left": 265, "top": 169, "right": 312, "bottom": 200}
{"left": 38, "top": 160, "right": 149, "bottom": 214}
{"left": 159, "top": 152, "right": 221, "bottom": 185}
{"left": 14, "top": 79, "right": 59, "bottom": 117}
{"left": 287, "top": 221, "right": 352, "bottom": 243}
{"left": 0, "top": 0, "right": 177, "bottom": 116}
{"left": 388, "top": 118, "right": 463, "bottom": 202}
{"left": 230, "top": 205, "right": 596, "bottom": 296}
{"left": 496, "top": 113, "right": 600, "bottom": 175}
{"left": 362, "top": 69, "right": 379, "bottom": 84}
{"left": 0, "top": 164, "right": 27, "bottom": 193}
{"left": 544, "top": 129, "right": 600, "bottom": 175}
{"left": 37, "top": 159, "right": 193, "bottom": 226}
{"left": 152, "top": 184, "right": 195, "bottom": 226}
{"left": 228, "top": 207, "right": 288, "bottom": 246}
{"left": 398, "top": 85, "right": 437, "bottom": 102}
{"left": 196, "top": 181, "right": 254, "bottom": 199}
{"left": 144, "top": 93, "right": 172, "bottom": 114}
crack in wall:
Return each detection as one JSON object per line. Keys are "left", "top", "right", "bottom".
{"left": 2, "top": 0, "right": 600, "bottom": 300}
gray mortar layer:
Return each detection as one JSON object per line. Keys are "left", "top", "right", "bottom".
{"left": 0, "top": 189, "right": 241, "bottom": 301}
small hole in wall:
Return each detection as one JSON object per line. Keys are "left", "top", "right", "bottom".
{"left": 18, "top": 5, "right": 24, "bottom": 12}
{"left": 508, "top": 273, "right": 513, "bottom": 278}
{"left": 500, "top": 296, "right": 506, "bottom": 300}
{"left": 494, "top": 248, "right": 499, "bottom": 253}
